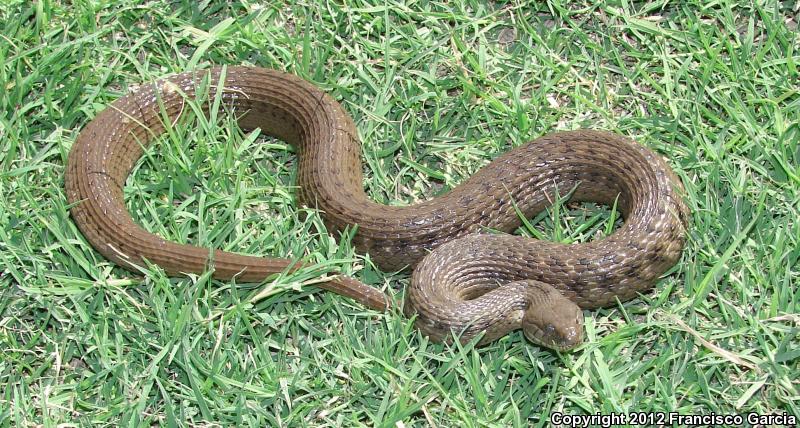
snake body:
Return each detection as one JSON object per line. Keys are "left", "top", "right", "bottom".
{"left": 66, "top": 66, "right": 688, "bottom": 350}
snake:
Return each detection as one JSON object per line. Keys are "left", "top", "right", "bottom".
{"left": 65, "top": 66, "right": 689, "bottom": 350}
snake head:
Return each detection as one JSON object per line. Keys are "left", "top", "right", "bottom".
{"left": 521, "top": 286, "right": 584, "bottom": 351}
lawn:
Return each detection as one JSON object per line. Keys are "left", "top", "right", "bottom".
{"left": 1, "top": 0, "right": 798, "bottom": 426}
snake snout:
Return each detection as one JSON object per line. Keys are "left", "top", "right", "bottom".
{"left": 552, "top": 321, "right": 584, "bottom": 351}
{"left": 530, "top": 320, "right": 583, "bottom": 351}
{"left": 521, "top": 285, "right": 585, "bottom": 351}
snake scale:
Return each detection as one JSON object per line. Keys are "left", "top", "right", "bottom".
{"left": 65, "top": 66, "right": 688, "bottom": 350}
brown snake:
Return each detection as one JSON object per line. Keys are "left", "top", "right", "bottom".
{"left": 65, "top": 66, "right": 689, "bottom": 350}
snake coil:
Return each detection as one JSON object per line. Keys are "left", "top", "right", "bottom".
{"left": 66, "top": 66, "right": 688, "bottom": 349}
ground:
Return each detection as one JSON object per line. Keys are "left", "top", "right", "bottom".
{"left": 1, "top": 1, "right": 798, "bottom": 426}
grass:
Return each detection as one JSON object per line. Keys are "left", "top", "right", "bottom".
{"left": 1, "top": 0, "right": 798, "bottom": 426}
